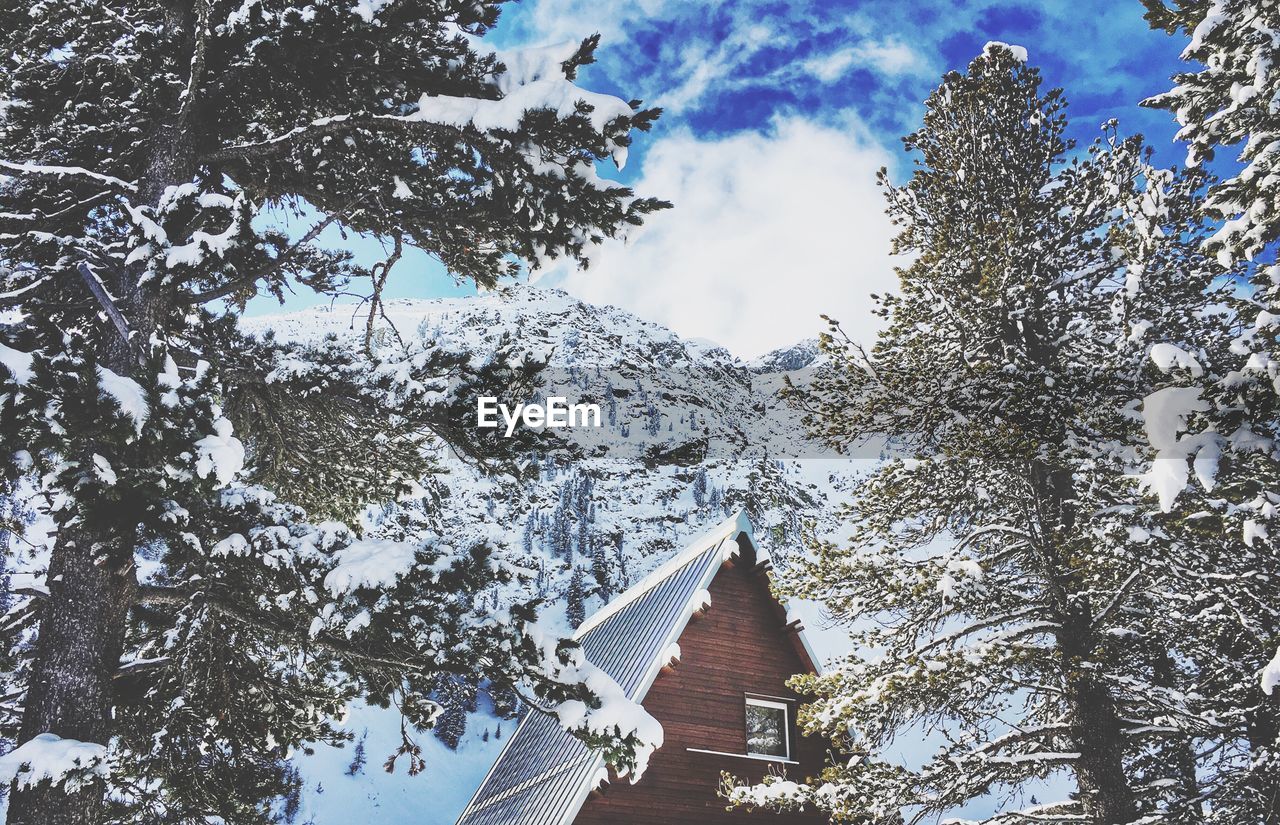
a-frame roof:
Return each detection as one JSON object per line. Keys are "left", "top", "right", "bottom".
{"left": 454, "top": 510, "right": 821, "bottom": 825}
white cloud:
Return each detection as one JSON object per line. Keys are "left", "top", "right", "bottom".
{"left": 660, "top": 23, "right": 775, "bottom": 113}
{"left": 804, "top": 39, "right": 925, "bottom": 83}
{"left": 545, "top": 114, "right": 899, "bottom": 359}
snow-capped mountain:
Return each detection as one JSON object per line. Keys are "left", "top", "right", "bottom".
{"left": 242, "top": 286, "right": 856, "bottom": 824}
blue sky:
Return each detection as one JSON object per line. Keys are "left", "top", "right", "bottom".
{"left": 252, "top": 0, "right": 1199, "bottom": 357}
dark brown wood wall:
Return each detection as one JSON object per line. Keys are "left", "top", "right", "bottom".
{"left": 573, "top": 557, "right": 829, "bottom": 824}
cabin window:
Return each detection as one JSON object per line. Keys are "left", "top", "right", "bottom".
{"left": 745, "top": 698, "right": 789, "bottom": 758}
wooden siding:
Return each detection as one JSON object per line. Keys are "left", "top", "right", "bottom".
{"left": 573, "top": 555, "right": 829, "bottom": 824}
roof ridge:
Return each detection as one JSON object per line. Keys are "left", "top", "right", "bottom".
{"left": 572, "top": 509, "right": 753, "bottom": 638}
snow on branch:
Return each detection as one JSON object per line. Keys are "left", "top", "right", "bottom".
{"left": 531, "top": 628, "right": 663, "bottom": 781}
{"left": 0, "top": 733, "right": 109, "bottom": 792}
{"left": 0, "top": 159, "right": 135, "bottom": 193}
{"left": 322, "top": 538, "right": 419, "bottom": 597}
{"left": 203, "top": 41, "right": 637, "bottom": 168}
{"left": 1263, "top": 646, "right": 1280, "bottom": 696}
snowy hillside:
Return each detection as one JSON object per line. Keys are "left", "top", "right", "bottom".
{"left": 242, "top": 287, "right": 856, "bottom": 824}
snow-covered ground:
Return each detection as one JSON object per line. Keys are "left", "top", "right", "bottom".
{"left": 291, "top": 698, "right": 507, "bottom": 825}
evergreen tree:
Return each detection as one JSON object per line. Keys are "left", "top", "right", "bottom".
{"left": 613, "top": 534, "right": 629, "bottom": 588}
{"left": 728, "top": 45, "right": 1226, "bottom": 825}
{"left": 645, "top": 404, "right": 661, "bottom": 436}
{"left": 489, "top": 684, "right": 521, "bottom": 720}
{"left": 566, "top": 567, "right": 587, "bottom": 630}
{"left": 0, "top": 3, "right": 667, "bottom": 822}
{"left": 707, "top": 484, "right": 724, "bottom": 514}
{"left": 691, "top": 468, "right": 708, "bottom": 509}
{"left": 549, "top": 505, "right": 572, "bottom": 559}
{"left": 521, "top": 510, "right": 537, "bottom": 556}
{"left": 432, "top": 676, "right": 477, "bottom": 751}
{"left": 590, "top": 538, "right": 612, "bottom": 601}
{"left": 1141, "top": 1, "right": 1280, "bottom": 265}
{"left": 345, "top": 730, "right": 368, "bottom": 777}
{"left": 279, "top": 763, "right": 303, "bottom": 825}
{"left": 1138, "top": 5, "right": 1280, "bottom": 820}
{"left": 576, "top": 516, "right": 591, "bottom": 559}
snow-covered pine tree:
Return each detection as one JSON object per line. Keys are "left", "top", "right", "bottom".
{"left": 345, "top": 730, "right": 368, "bottom": 777}
{"left": 1137, "top": 4, "right": 1280, "bottom": 820}
{"left": 566, "top": 567, "right": 587, "bottom": 630}
{"left": 590, "top": 537, "right": 612, "bottom": 600}
{"left": 549, "top": 505, "right": 573, "bottom": 558}
{"left": 576, "top": 513, "right": 591, "bottom": 558}
{"left": 432, "top": 676, "right": 477, "bottom": 751}
{"left": 522, "top": 510, "right": 537, "bottom": 556}
{"left": 613, "top": 533, "right": 629, "bottom": 588}
{"left": 692, "top": 467, "right": 708, "bottom": 509}
{"left": 0, "top": 3, "right": 667, "bottom": 823}
{"left": 489, "top": 684, "right": 521, "bottom": 720}
{"left": 729, "top": 45, "right": 1228, "bottom": 825}
{"left": 1141, "top": 1, "right": 1280, "bottom": 266}
{"left": 707, "top": 484, "right": 724, "bottom": 514}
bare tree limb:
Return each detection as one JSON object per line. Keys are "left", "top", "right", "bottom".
{"left": 76, "top": 262, "right": 135, "bottom": 348}
{"left": 201, "top": 112, "right": 459, "bottom": 164}
{"left": 365, "top": 232, "right": 404, "bottom": 357}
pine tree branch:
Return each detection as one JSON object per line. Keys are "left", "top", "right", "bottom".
{"left": 0, "top": 190, "right": 114, "bottom": 224}
{"left": 364, "top": 233, "right": 404, "bottom": 357}
{"left": 912, "top": 606, "right": 1054, "bottom": 658}
{"left": 0, "top": 159, "right": 136, "bottom": 193}
{"left": 136, "top": 584, "right": 468, "bottom": 677}
{"left": 1091, "top": 568, "right": 1144, "bottom": 631}
{"left": 0, "top": 274, "right": 52, "bottom": 309}
{"left": 202, "top": 113, "right": 456, "bottom": 165}
{"left": 185, "top": 203, "right": 356, "bottom": 304}
{"left": 75, "top": 262, "right": 134, "bottom": 348}
{"left": 133, "top": 585, "right": 578, "bottom": 726}
{"left": 952, "top": 523, "right": 1033, "bottom": 554}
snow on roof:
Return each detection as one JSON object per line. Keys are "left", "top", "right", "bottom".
{"left": 572, "top": 508, "right": 754, "bottom": 638}
{"left": 454, "top": 510, "right": 821, "bottom": 825}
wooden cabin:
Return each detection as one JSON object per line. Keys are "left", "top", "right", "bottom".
{"left": 455, "top": 511, "right": 830, "bottom": 825}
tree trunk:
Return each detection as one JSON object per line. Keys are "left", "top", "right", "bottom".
{"left": 6, "top": 530, "right": 136, "bottom": 825}
{"left": 6, "top": 7, "right": 196, "bottom": 812}
{"left": 1247, "top": 693, "right": 1280, "bottom": 825}
{"left": 1058, "top": 618, "right": 1138, "bottom": 825}
{"left": 1033, "top": 463, "right": 1138, "bottom": 825}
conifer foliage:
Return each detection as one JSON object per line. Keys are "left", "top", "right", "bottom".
{"left": 1141, "top": 0, "right": 1280, "bottom": 265}
{"left": 0, "top": 2, "right": 666, "bottom": 823}
{"left": 1139, "top": 3, "right": 1280, "bottom": 820}
{"left": 728, "top": 45, "right": 1241, "bottom": 825}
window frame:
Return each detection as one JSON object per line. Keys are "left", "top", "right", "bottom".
{"left": 744, "top": 696, "right": 791, "bottom": 760}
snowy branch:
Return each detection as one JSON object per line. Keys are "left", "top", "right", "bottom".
{"left": 201, "top": 113, "right": 451, "bottom": 164}
{"left": 74, "top": 263, "right": 133, "bottom": 347}
{"left": 185, "top": 199, "right": 359, "bottom": 305}
{"left": 0, "top": 159, "right": 135, "bottom": 193}
{"left": 1090, "top": 568, "right": 1144, "bottom": 631}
